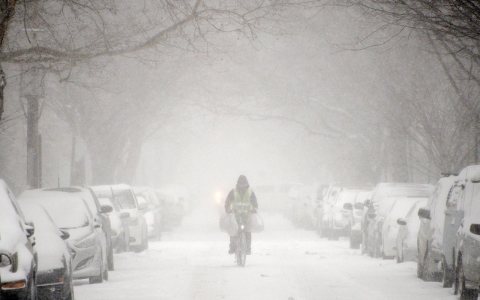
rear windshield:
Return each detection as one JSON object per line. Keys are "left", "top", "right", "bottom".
{"left": 113, "top": 189, "right": 137, "bottom": 209}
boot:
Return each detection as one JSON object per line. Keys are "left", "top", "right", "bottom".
{"left": 246, "top": 232, "right": 252, "bottom": 255}
{"left": 228, "top": 236, "right": 236, "bottom": 254}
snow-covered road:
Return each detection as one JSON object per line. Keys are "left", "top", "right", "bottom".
{"left": 75, "top": 205, "right": 458, "bottom": 300}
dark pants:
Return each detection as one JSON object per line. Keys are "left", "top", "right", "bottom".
{"left": 229, "top": 232, "right": 251, "bottom": 251}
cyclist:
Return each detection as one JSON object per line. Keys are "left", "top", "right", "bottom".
{"left": 225, "top": 175, "right": 258, "bottom": 255}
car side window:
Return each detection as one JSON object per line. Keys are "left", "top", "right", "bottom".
{"left": 447, "top": 185, "right": 461, "bottom": 210}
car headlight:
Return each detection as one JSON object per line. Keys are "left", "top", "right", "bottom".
{"left": 129, "top": 217, "right": 139, "bottom": 226}
{"left": 75, "top": 235, "right": 97, "bottom": 248}
{"left": 0, "top": 253, "right": 13, "bottom": 271}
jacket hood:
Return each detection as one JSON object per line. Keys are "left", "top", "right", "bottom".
{"left": 236, "top": 175, "right": 249, "bottom": 188}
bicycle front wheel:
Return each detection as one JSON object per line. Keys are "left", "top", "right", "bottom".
{"left": 236, "top": 232, "right": 247, "bottom": 267}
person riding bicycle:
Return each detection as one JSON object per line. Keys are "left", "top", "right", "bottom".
{"left": 225, "top": 175, "right": 258, "bottom": 255}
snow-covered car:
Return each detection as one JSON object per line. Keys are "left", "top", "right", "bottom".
{"left": 0, "top": 180, "right": 37, "bottom": 300}
{"left": 133, "top": 187, "right": 163, "bottom": 240}
{"left": 21, "top": 187, "right": 114, "bottom": 271}
{"left": 292, "top": 185, "right": 321, "bottom": 230}
{"left": 343, "top": 190, "right": 372, "bottom": 249}
{"left": 447, "top": 165, "right": 480, "bottom": 299}
{"left": 416, "top": 175, "right": 458, "bottom": 282}
{"left": 253, "top": 182, "right": 303, "bottom": 213}
{"left": 317, "top": 184, "right": 341, "bottom": 238}
{"left": 19, "top": 203, "right": 74, "bottom": 299}
{"left": 326, "top": 189, "right": 359, "bottom": 240}
{"left": 284, "top": 185, "right": 302, "bottom": 221}
{"left": 103, "top": 185, "right": 148, "bottom": 253}
{"left": 381, "top": 197, "right": 428, "bottom": 259}
{"left": 18, "top": 194, "right": 109, "bottom": 284}
{"left": 97, "top": 197, "right": 130, "bottom": 253}
{"left": 396, "top": 199, "right": 427, "bottom": 263}
{"left": 364, "top": 183, "right": 434, "bottom": 257}
{"left": 158, "top": 186, "right": 191, "bottom": 215}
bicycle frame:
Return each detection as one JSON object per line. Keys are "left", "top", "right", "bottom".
{"left": 235, "top": 214, "right": 247, "bottom": 267}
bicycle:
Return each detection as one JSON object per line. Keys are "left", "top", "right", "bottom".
{"left": 235, "top": 213, "right": 248, "bottom": 267}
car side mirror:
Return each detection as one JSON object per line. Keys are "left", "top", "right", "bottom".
{"left": 119, "top": 212, "right": 130, "bottom": 219}
{"left": 60, "top": 230, "right": 70, "bottom": 240}
{"left": 137, "top": 197, "right": 149, "bottom": 210}
{"left": 100, "top": 204, "right": 113, "bottom": 214}
{"left": 25, "top": 222, "right": 35, "bottom": 238}
{"left": 354, "top": 202, "right": 364, "bottom": 210}
{"left": 397, "top": 218, "right": 407, "bottom": 226}
{"left": 343, "top": 203, "right": 353, "bottom": 210}
{"left": 444, "top": 209, "right": 455, "bottom": 216}
{"left": 418, "top": 207, "right": 431, "bottom": 220}
{"left": 470, "top": 224, "right": 480, "bottom": 235}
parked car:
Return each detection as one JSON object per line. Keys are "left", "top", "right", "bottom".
{"left": 133, "top": 187, "right": 163, "bottom": 240}
{"left": 396, "top": 199, "right": 428, "bottom": 263}
{"left": 317, "top": 184, "right": 342, "bottom": 238}
{"left": 292, "top": 185, "right": 320, "bottom": 230}
{"left": 92, "top": 184, "right": 148, "bottom": 253}
{"left": 97, "top": 197, "right": 130, "bottom": 253}
{"left": 19, "top": 203, "right": 74, "bottom": 300}
{"left": 326, "top": 189, "right": 359, "bottom": 240}
{"left": 416, "top": 175, "right": 458, "bottom": 282}
{"left": 381, "top": 196, "right": 428, "bottom": 258}
{"left": 447, "top": 164, "right": 480, "bottom": 299}
{"left": 0, "top": 179, "right": 37, "bottom": 300}
{"left": 18, "top": 194, "right": 109, "bottom": 284}
{"left": 344, "top": 190, "right": 372, "bottom": 249}
{"left": 363, "top": 183, "right": 434, "bottom": 257}
{"left": 156, "top": 189, "right": 186, "bottom": 228}
{"left": 284, "top": 185, "right": 302, "bottom": 221}
{"left": 21, "top": 187, "right": 114, "bottom": 271}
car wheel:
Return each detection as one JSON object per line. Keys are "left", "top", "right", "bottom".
{"left": 396, "top": 247, "right": 402, "bottom": 263}
{"left": 459, "top": 260, "right": 479, "bottom": 300}
{"left": 442, "top": 256, "right": 453, "bottom": 288}
{"left": 373, "top": 231, "right": 382, "bottom": 258}
{"left": 26, "top": 271, "right": 36, "bottom": 300}
{"left": 349, "top": 234, "right": 359, "bottom": 249}
{"left": 362, "top": 233, "right": 368, "bottom": 255}
{"left": 89, "top": 254, "right": 104, "bottom": 284}
{"left": 65, "top": 276, "right": 74, "bottom": 300}
{"left": 103, "top": 266, "right": 109, "bottom": 281}
{"left": 417, "top": 259, "right": 424, "bottom": 279}
{"left": 423, "top": 249, "right": 440, "bottom": 282}
{"left": 107, "top": 241, "right": 114, "bottom": 271}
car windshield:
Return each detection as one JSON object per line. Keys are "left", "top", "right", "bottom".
{"left": 40, "top": 201, "right": 89, "bottom": 229}
{"left": 387, "top": 198, "right": 423, "bottom": 224}
{"left": 335, "top": 191, "right": 358, "bottom": 209}
{"left": 113, "top": 188, "right": 137, "bottom": 209}
{"left": 91, "top": 186, "right": 114, "bottom": 202}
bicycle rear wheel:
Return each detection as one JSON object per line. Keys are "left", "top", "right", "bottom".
{"left": 236, "top": 232, "right": 247, "bottom": 267}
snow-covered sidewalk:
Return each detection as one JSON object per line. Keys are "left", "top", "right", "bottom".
{"left": 75, "top": 205, "right": 458, "bottom": 300}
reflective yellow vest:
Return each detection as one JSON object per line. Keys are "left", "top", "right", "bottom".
{"left": 232, "top": 187, "right": 253, "bottom": 213}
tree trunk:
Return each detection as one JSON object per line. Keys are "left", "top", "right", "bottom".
{"left": 116, "top": 133, "right": 145, "bottom": 184}
{"left": 0, "top": 0, "right": 17, "bottom": 121}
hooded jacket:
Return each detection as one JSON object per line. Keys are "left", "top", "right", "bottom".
{"left": 225, "top": 175, "right": 258, "bottom": 213}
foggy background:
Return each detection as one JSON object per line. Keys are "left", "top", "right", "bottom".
{"left": 0, "top": 2, "right": 475, "bottom": 197}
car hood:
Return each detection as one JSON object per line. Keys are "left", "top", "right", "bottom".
{"left": 62, "top": 225, "right": 94, "bottom": 242}
{"left": 35, "top": 232, "right": 69, "bottom": 271}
